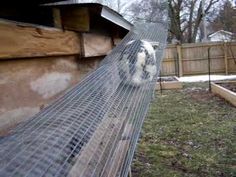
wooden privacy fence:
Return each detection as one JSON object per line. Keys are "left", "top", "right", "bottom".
{"left": 161, "top": 42, "right": 236, "bottom": 76}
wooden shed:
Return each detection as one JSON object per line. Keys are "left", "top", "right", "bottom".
{"left": 0, "top": 1, "right": 132, "bottom": 134}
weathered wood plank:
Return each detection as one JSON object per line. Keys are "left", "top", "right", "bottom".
{"left": 68, "top": 116, "right": 122, "bottom": 177}
{"left": 61, "top": 7, "right": 90, "bottom": 32}
{"left": 104, "top": 123, "right": 133, "bottom": 177}
{"left": 104, "top": 140, "right": 130, "bottom": 177}
{"left": 82, "top": 33, "right": 113, "bottom": 57}
{"left": 224, "top": 42, "right": 228, "bottom": 75}
{"left": 211, "top": 82, "right": 236, "bottom": 107}
{"left": 0, "top": 20, "right": 80, "bottom": 59}
{"left": 176, "top": 45, "right": 183, "bottom": 77}
{"left": 156, "top": 77, "right": 183, "bottom": 90}
{"left": 68, "top": 90, "right": 135, "bottom": 177}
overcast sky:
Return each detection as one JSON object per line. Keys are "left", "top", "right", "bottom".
{"left": 119, "top": 0, "right": 137, "bottom": 12}
{"left": 118, "top": 0, "right": 236, "bottom": 16}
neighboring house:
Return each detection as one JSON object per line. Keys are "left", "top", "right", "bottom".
{"left": 208, "top": 30, "right": 234, "bottom": 42}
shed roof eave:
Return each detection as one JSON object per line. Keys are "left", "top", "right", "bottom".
{"left": 42, "top": 1, "right": 132, "bottom": 31}
{"left": 101, "top": 6, "right": 132, "bottom": 31}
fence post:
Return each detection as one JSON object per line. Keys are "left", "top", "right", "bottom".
{"left": 224, "top": 42, "right": 228, "bottom": 75}
{"left": 176, "top": 44, "right": 183, "bottom": 77}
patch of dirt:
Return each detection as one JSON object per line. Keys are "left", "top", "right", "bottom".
{"left": 132, "top": 152, "right": 151, "bottom": 176}
{"left": 157, "top": 76, "right": 178, "bottom": 82}
{"left": 218, "top": 82, "right": 236, "bottom": 93}
{"left": 183, "top": 86, "right": 231, "bottom": 107}
{"left": 184, "top": 87, "right": 215, "bottom": 102}
{"left": 170, "top": 160, "right": 188, "bottom": 173}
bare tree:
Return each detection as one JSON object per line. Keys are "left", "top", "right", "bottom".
{"left": 208, "top": 0, "right": 236, "bottom": 35}
{"left": 121, "top": 0, "right": 168, "bottom": 25}
{"left": 168, "top": 0, "right": 222, "bottom": 43}
{"left": 122, "top": 0, "right": 223, "bottom": 43}
{"left": 168, "top": 0, "right": 183, "bottom": 42}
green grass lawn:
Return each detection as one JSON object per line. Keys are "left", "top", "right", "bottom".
{"left": 132, "top": 82, "right": 236, "bottom": 177}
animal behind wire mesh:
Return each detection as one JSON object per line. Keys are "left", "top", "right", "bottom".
{"left": 118, "top": 39, "right": 159, "bottom": 87}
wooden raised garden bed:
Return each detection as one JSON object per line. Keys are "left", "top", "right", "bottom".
{"left": 211, "top": 81, "right": 236, "bottom": 107}
{"left": 156, "top": 76, "right": 183, "bottom": 90}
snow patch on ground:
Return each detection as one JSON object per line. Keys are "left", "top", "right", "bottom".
{"left": 178, "top": 75, "right": 236, "bottom": 82}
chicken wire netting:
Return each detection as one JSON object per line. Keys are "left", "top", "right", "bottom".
{"left": 0, "top": 1, "right": 169, "bottom": 177}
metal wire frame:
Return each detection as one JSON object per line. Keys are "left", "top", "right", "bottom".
{"left": 0, "top": 2, "right": 169, "bottom": 176}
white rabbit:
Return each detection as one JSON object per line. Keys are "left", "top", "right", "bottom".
{"left": 118, "top": 39, "right": 159, "bottom": 86}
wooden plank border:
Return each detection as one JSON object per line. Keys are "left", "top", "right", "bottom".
{"left": 156, "top": 76, "right": 183, "bottom": 90}
{"left": 211, "top": 82, "right": 236, "bottom": 107}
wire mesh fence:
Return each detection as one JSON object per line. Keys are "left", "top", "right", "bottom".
{"left": 0, "top": 1, "right": 169, "bottom": 176}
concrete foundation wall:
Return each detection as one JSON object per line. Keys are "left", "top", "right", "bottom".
{"left": 0, "top": 56, "right": 102, "bottom": 135}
